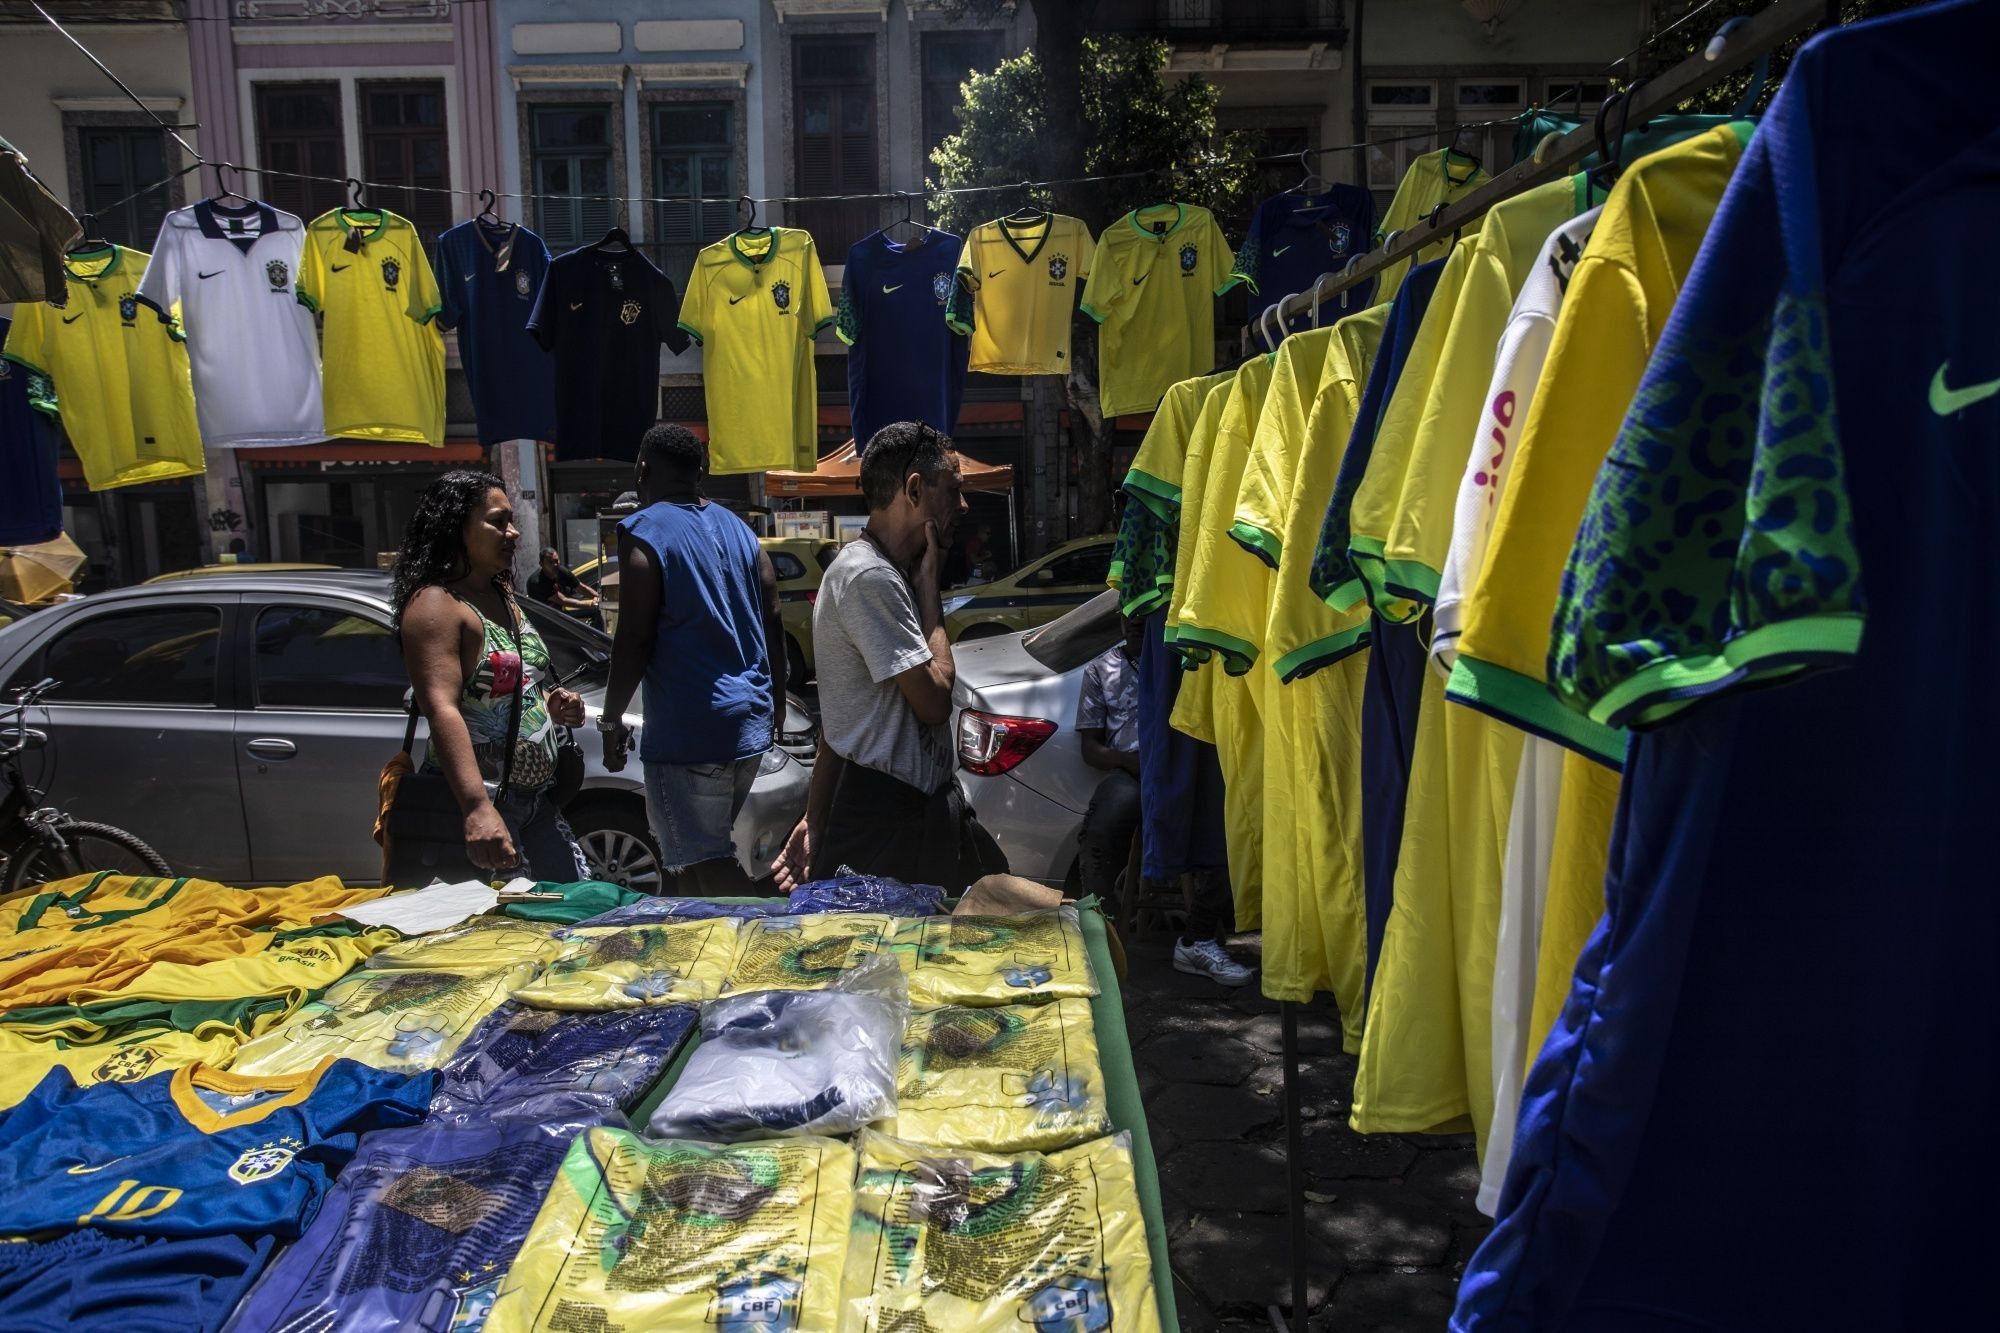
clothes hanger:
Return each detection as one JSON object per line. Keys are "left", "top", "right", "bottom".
{"left": 207, "top": 162, "right": 249, "bottom": 209}
{"left": 1282, "top": 148, "right": 1330, "bottom": 208}
{"left": 736, "top": 194, "right": 765, "bottom": 234}
{"left": 1336, "top": 251, "right": 1367, "bottom": 310}
{"left": 884, "top": 190, "right": 929, "bottom": 244}
{"left": 593, "top": 224, "right": 631, "bottom": 253}
{"left": 1003, "top": 182, "right": 1046, "bottom": 226}
{"left": 67, "top": 212, "right": 110, "bottom": 254}
{"left": 343, "top": 177, "right": 382, "bottom": 221}
{"left": 1588, "top": 79, "right": 1647, "bottom": 194}
{"left": 475, "top": 187, "right": 512, "bottom": 234}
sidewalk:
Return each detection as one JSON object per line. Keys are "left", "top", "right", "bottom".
{"left": 1123, "top": 933, "right": 1488, "bottom": 1331}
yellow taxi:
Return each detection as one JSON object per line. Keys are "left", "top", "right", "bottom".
{"left": 761, "top": 537, "right": 840, "bottom": 684}
{"left": 942, "top": 534, "right": 1116, "bottom": 642}
{"left": 144, "top": 562, "right": 339, "bottom": 583}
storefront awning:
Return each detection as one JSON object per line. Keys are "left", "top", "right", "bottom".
{"left": 764, "top": 441, "right": 1014, "bottom": 498}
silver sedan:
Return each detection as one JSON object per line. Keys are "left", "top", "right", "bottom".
{"left": 0, "top": 570, "right": 810, "bottom": 891}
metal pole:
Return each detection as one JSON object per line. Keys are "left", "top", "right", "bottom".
{"left": 1275, "top": 1000, "right": 1307, "bottom": 1333}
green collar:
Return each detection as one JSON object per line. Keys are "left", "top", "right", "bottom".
{"left": 336, "top": 209, "right": 387, "bottom": 242}
{"left": 729, "top": 227, "right": 778, "bottom": 269}
{"left": 1129, "top": 203, "right": 1185, "bottom": 240}
{"left": 63, "top": 244, "right": 121, "bottom": 281}
{"left": 998, "top": 214, "right": 1052, "bottom": 265}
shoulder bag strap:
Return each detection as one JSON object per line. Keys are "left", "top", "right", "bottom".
{"left": 494, "top": 588, "right": 524, "bottom": 800}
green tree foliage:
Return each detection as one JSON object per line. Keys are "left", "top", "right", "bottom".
{"left": 1638, "top": 0, "right": 1928, "bottom": 113}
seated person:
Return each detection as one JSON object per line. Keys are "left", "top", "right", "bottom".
{"left": 526, "top": 547, "right": 602, "bottom": 626}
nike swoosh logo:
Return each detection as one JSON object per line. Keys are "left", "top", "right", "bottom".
{"left": 330, "top": 264, "right": 350, "bottom": 272}
{"left": 729, "top": 293, "right": 750, "bottom": 304}
{"left": 882, "top": 284, "right": 903, "bottom": 294}
{"left": 1272, "top": 246, "right": 1291, "bottom": 257}
{"left": 1132, "top": 273, "right": 1149, "bottom": 286}
{"left": 988, "top": 270, "right": 1004, "bottom": 278}
{"left": 66, "top": 1155, "right": 135, "bottom": 1175}
{"left": 568, "top": 302, "right": 583, "bottom": 311}
{"left": 197, "top": 270, "right": 224, "bottom": 280}
{"left": 1929, "top": 361, "right": 2000, "bottom": 417}
{"left": 62, "top": 313, "right": 83, "bottom": 324}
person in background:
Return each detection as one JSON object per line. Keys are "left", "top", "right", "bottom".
{"left": 527, "top": 546, "right": 602, "bottom": 627}
{"left": 774, "top": 421, "right": 1006, "bottom": 892}
{"left": 598, "top": 424, "right": 784, "bottom": 896}
{"left": 393, "top": 470, "right": 588, "bottom": 880}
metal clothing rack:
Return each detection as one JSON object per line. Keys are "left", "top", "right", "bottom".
{"left": 1255, "top": 1, "right": 1832, "bottom": 1328}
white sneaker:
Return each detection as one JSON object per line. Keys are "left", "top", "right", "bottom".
{"left": 1173, "top": 937, "right": 1253, "bottom": 987}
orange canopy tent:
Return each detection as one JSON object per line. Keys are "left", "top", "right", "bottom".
{"left": 764, "top": 440, "right": 1014, "bottom": 497}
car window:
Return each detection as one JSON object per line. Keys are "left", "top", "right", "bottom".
{"left": 14, "top": 607, "right": 222, "bottom": 706}
{"left": 1023, "top": 591, "right": 1121, "bottom": 673}
{"left": 519, "top": 599, "right": 610, "bottom": 683}
{"left": 1041, "top": 544, "right": 1113, "bottom": 587}
{"left": 815, "top": 543, "right": 838, "bottom": 571}
{"left": 254, "top": 606, "right": 405, "bottom": 711}
{"left": 769, "top": 552, "right": 808, "bottom": 581}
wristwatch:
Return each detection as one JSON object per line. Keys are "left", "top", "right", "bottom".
{"left": 595, "top": 714, "right": 626, "bottom": 734}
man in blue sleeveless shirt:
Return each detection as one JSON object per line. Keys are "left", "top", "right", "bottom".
{"left": 600, "top": 423, "right": 784, "bottom": 894}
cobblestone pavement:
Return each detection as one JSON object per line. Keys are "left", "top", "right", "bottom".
{"left": 1123, "top": 932, "right": 1488, "bottom": 1331}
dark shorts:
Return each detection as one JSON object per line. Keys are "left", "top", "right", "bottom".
{"left": 809, "top": 762, "right": 1007, "bottom": 894}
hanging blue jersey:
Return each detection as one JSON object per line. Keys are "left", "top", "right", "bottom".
{"left": 1231, "top": 185, "right": 1377, "bottom": 344}
{"left": 834, "top": 229, "right": 969, "bottom": 452}
{"left": 223, "top": 1117, "right": 590, "bottom": 1333}
{"left": 434, "top": 219, "right": 558, "bottom": 446}
{"left": 0, "top": 1227, "right": 276, "bottom": 1333}
{"left": 429, "top": 1000, "right": 696, "bottom": 1120}
{"left": 1459, "top": 5, "right": 2000, "bottom": 1329}
{"left": 0, "top": 315, "right": 61, "bottom": 546}
{"left": 0, "top": 1057, "right": 433, "bottom": 1241}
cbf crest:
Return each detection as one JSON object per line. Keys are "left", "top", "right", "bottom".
{"left": 118, "top": 294, "right": 138, "bottom": 323}
{"left": 1048, "top": 254, "right": 1068, "bottom": 283}
{"left": 265, "top": 258, "right": 290, "bottom": 290}
{"left": 229, "top": 1137, "right": 302, "bottom": 1185}
{"left": 619, "top": 299, "right": 642, "bottom": 326}
{"left": 1178, "top": 243, "right": 1198, "bottom": 274}
{"left": 93, "top": 1043, "right": 159, "bottom": 1083}
{"left": 930, "top": 270, "right": 953, "bottom": 304}
{"left": 771, "top": 279, "right": 792, "bottom": 312}
{"left": 515, "top": 268, "right": 534, "bottom": 298}
{"left": 381, "top": 257, "right": 402, "bottom": 291}
{"left": 1327, "top": 221, "right": 1352, "bottom": 255}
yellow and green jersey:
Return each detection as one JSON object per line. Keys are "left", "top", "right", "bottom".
{"left": 1373, "top": 148, "right": 1488, "bottom": 309}
{"left": 678, "top": 227, "right": 833, "bottom": 473}
{"left": 297, "top": 208, "right": 444, "bottom": 444}
{"left": 890, "top": 908, "right": 1096, "bottom": 1008}
{"left": 949, "top": 213, "right": 1094, "bottom": 375}
{"left": 229, "top": 959, "right": 537, "bottom": 1076}
{"left": 1081, "top": 204, "right": 1235, "bottom": 417}
{"left": 1109, "top": 370, "right": 1232, "bottom": 615}
{"left": 1, "top": 244, "right": 202, "bottom": 490}
{"left": 510, "top": 920, "right": 741, "bottom": 1010}
{"left": 888, "top": 999, "right": 1111, "bottom": 1153}
{"left": 1163, "top": 376, "right": 1238, "bottom": 747}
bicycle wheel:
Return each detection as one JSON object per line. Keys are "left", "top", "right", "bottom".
{"left": 3, "top": 819, "right": 172, "bottom": 894}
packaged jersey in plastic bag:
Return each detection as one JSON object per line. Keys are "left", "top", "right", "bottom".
{"left": 229, "top": 960, "right": 538, "bottom": 1076}
{"left": 364, "top": 917, "right": 568, "bottom": 971}
{"left": 889, "top": 998, "right": 1112, "bottom": 1152}
{"left": 890, "top": 908, "right": 1097, "bottom": 1007}
{"left": 843, "top": 1130, "right": 1162, "bottom": 1332}
{"left": 578, "top": 896, "right": 784, "bottom": 929}
{"left": 786, "top": 871, "right": 945, "bottom": 918}
{"left": 649, "top": 955, "right": 906, "bottom": 1140}
{"left": 721, "top": 912, "right": 895, "bottom": 994}
{"left": 430, "top": 1000, "right": 698, "bottom": 1121}
{"left": 485, "top": 1126, "right": 854, "bottom": 1333}
{"left": 222, "top": 1114, "right": 600, "bottom": 1333}
{"left": 510, "top": 919, "right": 740, "bottom": 1011}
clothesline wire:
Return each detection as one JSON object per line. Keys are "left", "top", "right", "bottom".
{"left": 1605, "top": 0, "right": 1730, "bottom": 71}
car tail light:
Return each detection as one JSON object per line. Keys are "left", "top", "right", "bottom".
{"left": 958, "top": 709, "right": 1057, "bottom": 776}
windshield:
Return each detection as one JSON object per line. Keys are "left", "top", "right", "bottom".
{"left": 1021, "top": 590, "right": 1121, "bottom": 673}
{"left": 519, "top": 600, "right": 611, "bottom": 684}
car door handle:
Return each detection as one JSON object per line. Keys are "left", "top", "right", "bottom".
{"left": 245, "top": 738, "right": 298, "bottom": 760}
{"left": 0, "top": 727, "right": 47, "bottom": 750}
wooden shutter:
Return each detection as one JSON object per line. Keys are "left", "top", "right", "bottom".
{"left": 255, "top": 84, "right": 347, "bottom": 222}
{"left": 361, "top": 82, "right": 452, "bottom": 248}
{"left": 794, "top": 38, "right": 877, "bottom": 256}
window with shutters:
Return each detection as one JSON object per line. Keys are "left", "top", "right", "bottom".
{"left": 532, "top": 105, "right": 617, "bottom": 254}
{"left": 922, "top": 32, "right": 1002, "bottom": 163}
{"left": 792, "top": 36, "right": 878, "bottom": 261}
{"left": 254, "top": 83, "right": 347, "bottom": 223}
{"left": 74, "top": 126, "right": 172, "bottom": 250}
{"left": 650, "top": 102, "right": 734, "bottom": 291}
{"left": 361, "top": 80, "right": 452, "bottom": 248}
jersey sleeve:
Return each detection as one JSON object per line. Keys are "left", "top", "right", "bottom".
{"left": 1202, "top": 214, "right": 1236, "bottom": 297}
{"left": 1232, "top": 341, "right": 1312, "bottom": 567}
{"left": 675, "top": 258, "right": 707, "bottom": 347}
{"left": 294, "top": 225, "right": 326, "bottom": 315}
{"left": 1078, "top": 237, "right": 1121, "bottom": 325}
{"left": 433, "top": 234, "right": 464, "bottom": 332}
{"left": 1, "top": 299, "right": 52, "bottom": 382}
{"left": 1229, "top": 203, "right": 1268, "bottom": 296}
{"left": 655, "top": 266, "right": 690, "bottom": 354}
{"left": 802, "top": 236, "right": 834, "bottom": 336}
{"left": 526, "top": 258, "right": 564, "bottom": 351}
{"left": 833, "top": 242, "right": 863, "bottom": 347}
{"left": 406, "top": 232, "right": 443, "bottom": 325}
{"left": 134, "top": 228, "right": 182, "bottom": 326}
{"left": 945, "top": 234, "right": 977, "bottom": 336}
{"left": 1074, "top": 222, "right": 1095, "bottom": 283}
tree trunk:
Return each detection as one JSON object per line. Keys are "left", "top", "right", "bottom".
{"left": 1066, "top": 326, "right": 1115, "bottom": 537}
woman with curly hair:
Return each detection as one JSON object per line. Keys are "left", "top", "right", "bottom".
{"left": 392, "top": 469, "right": 588, "bottom": 879}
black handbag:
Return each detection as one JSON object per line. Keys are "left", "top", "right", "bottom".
{"left": 550, "top": 727, "right": 585, "bottom": 808}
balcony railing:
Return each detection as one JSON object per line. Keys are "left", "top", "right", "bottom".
{"left": 1133, "top": 0, "right": 1350, "bottom": 42}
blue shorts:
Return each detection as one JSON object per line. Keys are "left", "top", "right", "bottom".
{"left": 644, "top": 755, "right": 760, "bottom": 871}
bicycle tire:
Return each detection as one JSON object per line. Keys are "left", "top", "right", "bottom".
{"left": 3, "top": 819, "right": 172, "bottom": 895}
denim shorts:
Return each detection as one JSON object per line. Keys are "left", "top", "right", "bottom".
{"left": 643, "top": 755, "right": 761, "bottom": 872}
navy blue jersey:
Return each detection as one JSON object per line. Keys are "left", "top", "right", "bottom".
{"left": 1232, "top": 185, "right": 1377, "bottom": 343}
{"left": 1136, "top": 608, "right": 1228, "bottom": 881}
{"left": 1459, "top": 5, "right": 2000, "bottom": 1328}
{"left": 0, "top": 1226, "right": 275, "bottom": 1333}
{"left": 224, "top": 1117, "right": 591, "bottom": 1333}
{"left": 430, "top": 1000, "right": 696, "bottom": 1120}
{"left": 434, "top": 220, "right": 557, "bottom": 446}
{"left": 834, "top": 229, "right": 968, "bottom": 452}
{"left": 0, "top": 1058, "right": 432, "bottom": 1241}
{"left": 0, "top": 315, "right": 60, "bottom": 545}
{"left": 527, "top": 246, "right": 689, "bottom": 462}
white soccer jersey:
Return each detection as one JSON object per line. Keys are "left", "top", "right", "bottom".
{"left": 138, "top": 200, "right": 325, "bottom": 447}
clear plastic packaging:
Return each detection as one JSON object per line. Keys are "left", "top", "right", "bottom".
{"left": 649, "top": 954, "right": 908, "bottom": 1140}
{"left": 889, "top": 906, "right": 1099, "bottom": 1008}
{"left": 720, "top": 911, "right": 895, "bottom": 995}
{"left": 223, "top": 1114, "right": 607, "bottom": 1333}
{"left": 228, "top": 960, "right": 538, "bottom": 1076}
{"left": 363, "top": 916, "right": 568, "bottom": 970}
{"left": 578, "top": 895, "right": 784, "bottom": 928}
{"left": 888, "top": 998, "right": 1113, "bottom": 1152}
{"left": 510, "top": 918, "right": 741, "bottom": 1011}
{"left": 429, "top": 1000, "right": 699, "bottom": 1122}
{"left": 841, "top": 1130, "right": 1163, "bottom": 1333}
{"left": 786, "top": 869, "right": 945, "bottom": 918}
{"left": 484, "top": 1126, "right": 854, "bottom": 1333}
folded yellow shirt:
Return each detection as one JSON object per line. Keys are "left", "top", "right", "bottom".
{"left": 889, "top": 999, "right": 1112, "bottom": 1152}
{"left": 229, "top": 960, "right": 536, "bottom": 1076}
{"left": 889, "top": 908, "right": 1096, "bottom": 1008}
{"left": 512, "top": 920, "right": 740, "bottom": 1010}
{"left": 721, "top": 913, "right": 895, "bottom": 995}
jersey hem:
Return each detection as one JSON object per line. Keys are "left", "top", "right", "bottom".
{"left": 1173, "top": 624, "right": 1258, "bottom": 675}
{"left": 833, "top": 325, "right": 856, "bottom": 346}
{"left": 675, "top": 319, "right": 703, "bottom": 346}
{"left": 812, "top": 315, "right": 835, "bottom": 334}
{"left": 1322, "top": 576, "right": 1368, "bottom": 615}
{"left": 415, "top": 303, "right": 443, "bottom": 325}
{"left": 1227, "top": 519, "right": 1282, "bottom": 571}
{"left": 1, "top": 350, "right": 54, "bottom": 383}
{"left": 1080, "top": 303, "right": 1108, "bottom": 324}
{"left": 1123, "top": 469, "right": 1181, "bottom": 519}
{"left": 1273, "top": 623, "right": 1371, "bottom": 683}
{"left": 295, "top": 290, "right": 320, "bottom": 314}
{"left": 1346, "top": 537, "right": 1429, "bottom": 623}
{"left": 1583, "top": 613, "right": 1865, "bottom": 732}
{"left": 1444, "top": 656, "right": 1627, "bottom": 770}
{"left": 944, "top": 316, "right": 975, "bottom": 336}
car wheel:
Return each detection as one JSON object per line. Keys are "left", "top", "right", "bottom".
{"left": 565, "top": 799, "right": 666, "bottom": 894}
{"left": 786, "top": 635, "right": 809, "bottom": 689}
{"left": 958, "top": 623, "right": 1010, "bottom": 641}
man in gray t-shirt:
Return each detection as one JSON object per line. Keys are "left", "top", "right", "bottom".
{"left": 775, "top": 421, "right": 1006, "bottom": 892}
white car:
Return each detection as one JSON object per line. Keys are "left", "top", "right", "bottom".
{"left": 951, "top": 590, "right": 1123, "bottom": 887}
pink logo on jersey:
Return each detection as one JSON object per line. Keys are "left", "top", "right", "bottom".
{"left": 1474, "top": 390, "right": 1518, "bottom": 500}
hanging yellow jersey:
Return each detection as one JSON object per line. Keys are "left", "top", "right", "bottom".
{"left": 0, "top": 245, "right": 202, "bottom": 490}
{"left": 678, "top": 227, "right": 832, "bottom": 474}
{"left": 889, "top": 908, "right": 1096, "bottom": 1008}
{"left": 888, "top": 999, "right": 1112, "bottom": 1153}
{"left": 722, "top": 912, "right": 894, "bottom": 995}
{"left": 1163, "top": 377, "right": 1238, "bottom": 747}
{"left": 1373, "top": 148, "right": 1488, "bottom": 309}
{"left": 1124, "top": 369, "right": 1233, "bottom": 519}
{"left": 841, "top": 1130, "right": 1164, "bottom": 1333}
{"left": 510, "top": 920, "right": 740, "bottom": 1010}
{"left": 949, "top": 214, "right": 1094, "bottom": 375}
{"left": 229, "top": 960, "right": 536, "bottom": 1076}
{"left": 297, "top": 208, "right": 444, "bottom": 444}
{"left": 1081, "top": 203, "right": 1235, "bottom": 417}
{"left": 487, "top": 1127, "right": 854, "bottom": 1333}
